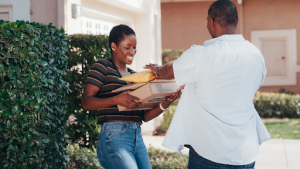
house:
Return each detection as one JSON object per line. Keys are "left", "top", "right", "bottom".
{"left": 0, "top": 0, "right": 163, "bottom": 133}
{"left": 0, "top": 0, "right": 162, "bottom": 72}
{"left": 161, "top": 0, "right": 300, "bottom": 94}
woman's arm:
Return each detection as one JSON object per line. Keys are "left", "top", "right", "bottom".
{"left": 81, "top": 83, "right": 142, "bottom": 111}
{"left": 143, "top": 89, "right": 182, "bottom": 122}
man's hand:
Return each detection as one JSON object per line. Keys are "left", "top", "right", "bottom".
{"left": 144, "top": 63, "right": 175, "bottom": 79}
{"left": 144, "top": 63, "right": 158, "bottom": 75}
{"left": 114, "top": 91, "right": 142, "bottom": 109}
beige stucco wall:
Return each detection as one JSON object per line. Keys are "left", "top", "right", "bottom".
{"left": 243, "top": 0, "right": 300, "bottom": 65}
{"left": 30, "top": 0, "right": 58, "bottom": 26}
{"left": 161, "top": 1, "right": 212, "bottom": 50}
{"left": 161, "top": 0, "right": 243, "bottom": 49}
{"left": 243, "top": 0, "right": 300, "bottom": 93}
{"left": 161, "top": 0, "right": 300, "bottom": 93}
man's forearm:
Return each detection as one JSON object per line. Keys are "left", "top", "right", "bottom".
{"left": 157, "top": 63, "right": 174, "bottom": 79}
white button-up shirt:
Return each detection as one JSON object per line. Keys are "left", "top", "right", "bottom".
{"left": 163, "top": 34, "right": 271, "bottom": 165}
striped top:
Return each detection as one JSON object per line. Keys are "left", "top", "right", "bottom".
{"left": 86, "top": 58, "right": 144, "bottom": 124}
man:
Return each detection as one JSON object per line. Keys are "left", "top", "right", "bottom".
{"left": 144, "top": 0, "right": 270, "bottom": 168}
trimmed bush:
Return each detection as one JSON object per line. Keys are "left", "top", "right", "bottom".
{"left": 66, "top": 144, "right": 103, "bottom": 169}
{"left": 148, "top": 146, "right": 188, "bottom": 169}
{"left": 0, "top": 21, "right": 69, "bottom": 168}
{"left": 65, "top": 34, "right": 110, "bottom": 148}
{"left": 254, "top": 92, "right": 300, "bottom": 118}
{"left": 162, "top": 49, "right": 184, "bottom": 64}
{"left": 66, "top": 144, "right": 188, "bottom": 169}
{"left": 156, "top": 104, "right": 177, "bottom": 134}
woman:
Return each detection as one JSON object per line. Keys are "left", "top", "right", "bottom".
{"left": 81, "top": 24, "right": 181, "bottom": 169}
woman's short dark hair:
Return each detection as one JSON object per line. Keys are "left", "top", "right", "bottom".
{"left": 208, "top": 0, "right": 238, "bottom": 27}
{"left": 108, "top": 24, "right": 136, "bottom": 52}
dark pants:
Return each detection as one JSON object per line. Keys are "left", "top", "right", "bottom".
{"left": 188, "top": 147, "right": 255, "bottom": 169}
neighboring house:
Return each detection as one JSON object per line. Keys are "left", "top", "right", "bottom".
{"left": 161, "top": 0, "right": 300, "bottom": 94}
{"left": 0, "top": 0, "right": 162, "bottom": 72}
{"left": 0, "top": 0, "right": 163, "bottom": 132}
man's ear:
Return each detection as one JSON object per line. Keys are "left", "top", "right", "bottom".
{"left": 210, "top": 17, "right": 215, "bottom": 29}
{"left": 111, "top": 42, "right": 117, "bottom": 51}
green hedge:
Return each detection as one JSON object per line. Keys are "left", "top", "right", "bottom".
{"left": 157, "top": 104, "right": 178, "bottom": 134}
{"left": 254, "top": 92, "right": 300, "bottom": 118}
{"left": 66, "top": 144, "right": 188, "bottom": 169}
{"left": 0, "top": 21, "right": 69, "bottom": 168}
{"left": 65, "top": 34, "right": 110, "bottom": 148}
{"left": 157, "top": 106, "right": 176, "bottom": 134}
{"left": 66, "top": 144, "right": 103, "bottom": 169}
{"left": 148, "top": 146, "right": 188, "bottom": 169}
{"left": 162, "top": 49, "right": 184, "bottom": 64}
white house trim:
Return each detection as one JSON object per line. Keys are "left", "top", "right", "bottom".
{"left": 96, "top": 0, "right": 151, "bottom": 13}
{"left": 81, "top": 7, "right": 134, "bottom": 23}
{"left": 0, "top": 0, "right": 30, "bottom": 22}
{"left": 0, "top": 5, "right": 13, "bottom": 21}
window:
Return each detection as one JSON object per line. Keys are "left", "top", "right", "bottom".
{"left": 80, "top": 17, "right": 118, "bottom": 35}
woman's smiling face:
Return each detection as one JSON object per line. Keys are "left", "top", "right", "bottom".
{"left": 112, "top": 34, "right": 137, "bottom": 65}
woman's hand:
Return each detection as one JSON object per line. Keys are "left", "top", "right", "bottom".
{"left": 114, "top": 91, "right": 142, "bottom": 109}
{"left": 161, "top": 88, "right": 182, "bottom": 109}
{"left": 143, "top": 86, "right": 183, "bottom": 122}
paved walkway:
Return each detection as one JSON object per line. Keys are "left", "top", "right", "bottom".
{"left": 142, "top": 135, "right": 300, "bottom": 169}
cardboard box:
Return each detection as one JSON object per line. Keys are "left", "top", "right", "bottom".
{"left": 112, "top": 79, "right": 178, "bottom": 111}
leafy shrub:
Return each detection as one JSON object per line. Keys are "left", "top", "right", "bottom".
{"left": 157, "top": 105, "right": 177, "bottom": 133}
{"left": 65, "top": 34, "right": 110, "bottom": 148}
{"left": 66, "top": 144, "right": 188, "bottom": 169}
{"left": 278, "top": 88, "right": 294, "bottom": 95}
{"left": 254, "top": 92, "right": 300, "bottom": 118}
{"left": 66, "top": 144, "right": 103, "bottom": 169}
{"left": 148, "top": 146, "right": 188, "bottom": 169}
{"left": 0, "top": 20, "right": 69, "bottom": 168}
{"left": 162, "top": 49, "right": 184, "bottom": 64}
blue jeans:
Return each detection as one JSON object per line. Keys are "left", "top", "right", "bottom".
{"left": 188, "top": 148, "right": 255, "bottom": 169}
{"left": 96, "top": 122, "right": 152, "bottom": 169}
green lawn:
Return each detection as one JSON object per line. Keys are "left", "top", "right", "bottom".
{"left": 263, "top": 119, "right": 300, "bottom": 139}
